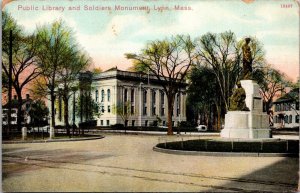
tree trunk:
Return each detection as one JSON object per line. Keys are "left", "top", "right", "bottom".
{"left": 85, "top": 92, "right": 88, "bottom": 121}
{"left": 17, "top": 92, "right": 23, "bottom": 132}
{"left": 167, "top": 97, "right": 174, "bottom": 135}
{"left": 7, "top": 30, "right": 13, "bottom": 136}
{"left": 50, "top": 90, "right": 56, "bottom": 130}
{"left": 64, "top": 97, "right": 70, "bottom": 137}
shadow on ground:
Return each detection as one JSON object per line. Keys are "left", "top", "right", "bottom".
{"left": 2, "top": 148, "right": 116, "bottom": 179}
{"left": 213, "top": 157, "right": 299, "bottom": 192}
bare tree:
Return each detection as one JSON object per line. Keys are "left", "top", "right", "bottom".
{"left": 195, "top": 32, "right": 266, "bottom": 112}
{"left": 2, "top": 11, "right": 42, "bottom": 131}
{"left": 112, "top": 101, "right": 132, "bottom": 127}
{"left": 259, "top": 66, "right": 291, "bottom": 111}
{"left": 125, "top": 35, "right": 196, "bottom": 135}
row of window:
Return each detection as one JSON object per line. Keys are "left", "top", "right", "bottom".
{"left": 274, "top": 115, "right": 300, "bottom": 124}
{"left": 124, "top": 88, "right": 135, "bottom": 102}
{"left": 100, "top": 120, "right": 110, "bottom": 126}
{"left": 98, "top": 105, "right": 111, "bottom": 113}
{"left": 274, "top": 103, "right": 299, "bottom": 112}
{"left": 95, "top": 89, "right": 111, "bottom": 102}
{"left": 99, "top": 120, "right": 176, "bottom": 127}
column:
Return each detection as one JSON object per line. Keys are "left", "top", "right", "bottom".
{"left": 147, "top": 88, "right": 151, "bottom": 116}
{"left": 139, "top": 84, "right": 143, "bottom": 126}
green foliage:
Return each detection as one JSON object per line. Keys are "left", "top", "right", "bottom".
{"left": 92, "top": 67, "right": 103, "bottom": 74}
{"left": 76, "top": 94, "right": 101, "bottom": 120}
{"left": 187, "top": 66, "right": 223, "bottom": 127}
{"left": 29, "top": 100, "right": 49, "bottom": 126}
{"left": 35, "top": 19, "right": 91, "bottom": 129}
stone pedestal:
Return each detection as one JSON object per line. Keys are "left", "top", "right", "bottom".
{"left": 22, "top": 127, "right": 27, "bottom": 140}
{"left": 49, "top": 126, "right": 55, "bottom": 139}
{"left": 221, "top": 80, "right": 271, "bottom": 139}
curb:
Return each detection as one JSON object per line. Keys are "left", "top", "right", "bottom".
{"left": 98, "top": 130, "right": 220, "bottom": 136}
{"left": 153, "top": 146, "right": 298, "bottom": 157}
{"left": 3, "top": 136, "right": 104, "bottom": 144}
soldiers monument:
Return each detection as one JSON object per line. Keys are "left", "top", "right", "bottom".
{"left": 220, "top": 38, "right": 270, "bottom": 139}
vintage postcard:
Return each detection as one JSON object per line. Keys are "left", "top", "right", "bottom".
{"left": 2, "top": 0, "right": 299, "bottom": 192}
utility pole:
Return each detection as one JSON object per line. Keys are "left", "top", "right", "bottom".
{"left": 7, "top": 30, "right": 13, "bottom": 136}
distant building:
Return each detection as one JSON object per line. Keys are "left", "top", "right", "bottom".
{"left": 272, "top": 88, "right": 299, "bottom": 129}
{"left": 54, "top": 68, "right": 187, "bottom": 127}
{"left": 2, "top": 94, "right": 33, "bottom": 126}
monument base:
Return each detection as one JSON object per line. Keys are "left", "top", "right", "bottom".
{"left": 220, "top": 111, "right": 271, "bottom": 139}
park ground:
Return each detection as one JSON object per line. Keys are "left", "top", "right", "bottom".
{"left": 2, "top": 133, "right": 299, "bottom": 192}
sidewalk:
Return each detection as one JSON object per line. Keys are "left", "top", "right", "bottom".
{"left": 96, "top": 129, "right": 299, "bottom": 140}
{"left": 97, "top": 129, "right": 220, "bottom": 136}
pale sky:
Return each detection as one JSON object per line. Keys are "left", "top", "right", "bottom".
{"left": 4, "top": 0, "right": 300, "bottom": 82}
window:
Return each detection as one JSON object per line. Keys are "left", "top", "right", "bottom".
{"left": 296, "top": 115, "right": 299, "bottom": 123}
{"left": 145, "top": 120, "right": 148, "bottom": 126}
{"left": 124, "top": 105, "right": 128, "bottom": 114}
{"left": 131, "top": 106, "right": 134, "bottom": 115}
{"left": 96, "top": 105, "right": 99, "bottom": 113}
{"left": 275, "top": 104, "right": 280, "bottom": 112}
{"left": 131, "top": 89, "right": 134, "bottom": 102}
{"left": 124, "top": 89, "right": 128, "bottom": 102}
{"left": 107, "top": 89, "right": 111, "bottom": 102}
{"left": 101, "top": 90, "right": 105, "bottom": 102}
{"left": 152, "top": 90, "right": 156, "bottom": 104}
{"left": 161, "top": 107, "right": 165, "bottom": 116}
{"left": 284, "top": 115, "right": 288, "bottom": 123}
{"left": 143, "top": 90, "right": 147, "bottom": 103}
{"left": 176, "top": 94, "right": 180, "bottom": 116}
{"left": 125, "top": 120, "right": 128, "bottom": 127}
{"left": 26, "top": 104, "right": 30, "bottom": 111}
{"left": 58, "top": 95, "right": 62, "bottom": 121}
{"left": 289, "top": 115, "right": 293, "bottom": 123}
{"left": 143, "top": 90, "right": 147, "bottom": 116}
{"left": 95, "top": 90, "right": 99, "bottom": 102}
{"left": 296, "top": 102, "right": 299, "bottom": 110}
{"left": 152, "top": 90, "right": 156, "bottom": 116}
{"left": 163, "top": 121, "right": 166, "bottom": 126}
{"left": 106, "top": 120, "right": 110, "bottom": 126}
{"left": 152, "top": 106, "right": 156, "bottom": 116}
{"left": 107, "top": 105, "right": 111, "bottom": 113}
{"left": 275, "top": 116, "right": 278, "bottom": 123}
{"left": 101, "top": 105, "right": 105, "bottom": 113}
{"left": 160, "top": 90, "right": 165, "bottom": 116}
{"left": 132, "top": 120, "right": 135, "bottom": 127}
{"left": 100, "top": 120, "right": 103, "bottom": 126}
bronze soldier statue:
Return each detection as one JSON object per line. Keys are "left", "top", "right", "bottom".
{"left": 242, "top": 37, "right": 252, "bottom": 80}
{"left": 229, "top": 81, "right": 249, "bottom": 111}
